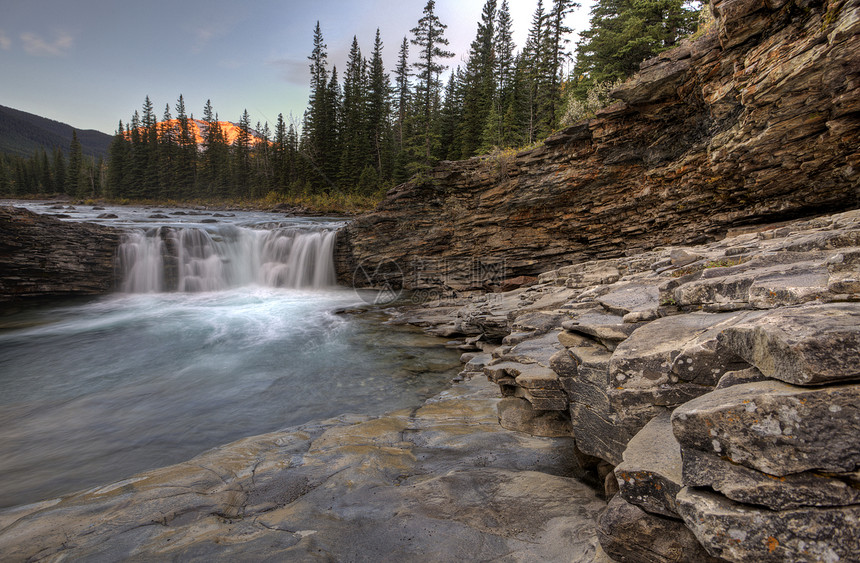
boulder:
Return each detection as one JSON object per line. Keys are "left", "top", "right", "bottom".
{"left": 718, "top": 303, "right": 860, "bottom": 385}
{"left": 497, "top": 397, "right": 572, "bottom": 437}
{"left": 677, "top": 487, "right": 860, "bottom": 563}
{"left": 565, "top": 342, "right": 630, "bottom": 465}
{"left": 597, "top": 494, "right": 723, "bottom": 563}
{"left": 615, "top": 412, "right": 683, "bottom": 518}
{"left": 672, "top": 380, "right": 860, "bottom": 475}
{"left": 681, "top": 448, "right": 860, "bottom": 511}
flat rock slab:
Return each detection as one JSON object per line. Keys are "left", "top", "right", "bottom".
{"left": 563, "top": 313, "right": 641, "bottom": 350}
{"left": 682, "top": 447, "right": 860, "bottom": 511}
{"left": 597, "top": 494, "right": 723, "bottom": 563}
{"left": 0, "top": 377, "right": 605, "bottom": 561}
{"left": 672, "top": 380, "right": 860, "bottom": 475}
{"left": 615, "top": 412, "right": 683, "bottom": 518}
{"left": 718, "top": 303, "right": 860, "bottom": 385}
{"left": 610, "top": 312, "right": 747, "bottom": 389}
{"left": 597, "top": 283, "right": 661, "bottom": 316}
{"left": 677, "top": 487, "right": 860, "bottom": 563}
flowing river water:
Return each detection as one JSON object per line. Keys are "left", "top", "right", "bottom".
{"left": 0, "top": 203, "right": 460, "bottom": 508}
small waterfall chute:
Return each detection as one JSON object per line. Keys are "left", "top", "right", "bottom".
{"left": 118, "top": 225, "right": 338, "bottom": 293}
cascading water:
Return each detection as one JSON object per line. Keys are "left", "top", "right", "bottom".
{"left": 0, "top": 205, "right": 459, "bottom": 509}
{"left": 119, "top": 225, "right": 338, "bottom": 292}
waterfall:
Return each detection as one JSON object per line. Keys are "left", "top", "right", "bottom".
{"left": 118, "top": 225, "right": 338, "bottom": 293}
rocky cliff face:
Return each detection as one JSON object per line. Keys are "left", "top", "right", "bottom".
{"left": 336, "top": 0, "right": 860, "bottom": 290}
{"left": 0, "top": 206, "right": 121, "bottom": 304}
{"left": 392, "top": 208, "right": 860, "bottom": 562}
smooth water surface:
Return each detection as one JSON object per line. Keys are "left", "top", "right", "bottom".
{"left": 0, "top": 290, "right": 460, "bottom": 508}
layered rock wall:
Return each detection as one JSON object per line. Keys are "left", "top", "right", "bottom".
{"left": 336, "top": 0, "right": 860, "bottom": 290}
{"left": 0, "top": 206, "right": 121, "bottom": 304}
{"left": 394, "top": 209, "right": 860, "bottom": 561}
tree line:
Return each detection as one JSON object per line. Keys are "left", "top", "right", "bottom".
{"left": 0, "top": 0, "right": 700, "bottom": 200}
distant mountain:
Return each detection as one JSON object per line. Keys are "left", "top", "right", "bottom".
{"left": 0, "top": 104, "right": 113, "bottom": 158}
{"left": 130, "top": 119, "right": 269, "bottom": 147}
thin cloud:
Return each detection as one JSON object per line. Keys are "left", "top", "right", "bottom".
{"left": 191, "top": 22, "right": 228, "bottom": 54}
{"left": 267, "top": 57, "right": 309, "bottom": 86}
{"left": 0, "top": 30, "right": 11, "bottom": 50}
{"left": 20, "top": 31, "right": 74, "bottom": 57}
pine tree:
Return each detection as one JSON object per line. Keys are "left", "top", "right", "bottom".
{"left": 367, "top": 29, "right": 390, "bottom": 182}
{"left": 51, "top": 148, "right": 66, "bottom": 194}
{"left": 573, "top": 0, "right": 698, "bottom": 98}
{"left": 438, "top": 68, "right": 464, "bottom": 159}
{"left": 174, "top": 94, "right": 197, "bottom": 198}
{"left": 65, "top": 130, "right": 83, "bottom": 196}
{"left": 458, "top": 0, "right": 497, "bottom": 158}
{"left": 141, "top": 95, "right": 159, "bottom": 193}
{"left": 339, "top": 36, "right": 367, "bottom": 189}
{"left": 541, "top": 0, "right": 579, "bottom": 132}
{"left": 233, "top": 109, "right": 252, "bottom": 196}
{"left": 107, "top": 120, "right": 130, "bottom": 198}
{"left": 301, "top": 21, "right": 333, "bottom": 191}
{"left": 158, "top": 104, "right": 177, "bottom": 198}
{"left": 410, "top": 0, "right": 455, "bottom": 167}
{"left": 523, "top": 0, "right": 547, "bottom": 143}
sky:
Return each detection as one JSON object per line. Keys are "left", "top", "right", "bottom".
{"left": 1, "top": 0, "right": 594, "bottom": 135}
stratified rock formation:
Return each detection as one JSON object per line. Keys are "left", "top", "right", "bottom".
{"left": 335, "top": 0, "right": 860, "bottom": 290}
{"left": 391, "top": 209, "right": 860, "bottom": 562}
{"left": 0, "top": 206, "right": 121, "bottom": 303}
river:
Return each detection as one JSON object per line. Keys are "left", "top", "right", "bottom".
{"left": 0, "top": 202, "right": 460, "bottom": 508}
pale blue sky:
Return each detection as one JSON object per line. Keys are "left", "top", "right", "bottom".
{"left": 1, "top": 0, "right": 593, "bottom": 134}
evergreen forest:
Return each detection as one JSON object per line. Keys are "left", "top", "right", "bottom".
{"left": 0, "top": 0, "right": 700, "bottom": 205}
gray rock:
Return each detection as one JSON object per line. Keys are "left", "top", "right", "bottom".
{"left": 563, "top": 313, "right": 642, "bottom": 350}
{"left": 565, "top": 341, "right": 630, "bottom": 465}
{"left": 597, "top": 494, "right": 722, "bottom": 563}
{"left": 0, "top": 377, "right": 604, "bottom": 561}
{"left": 672, "top": 380, "right": 860, "bottom": 475}
{"left": 714, "top": 366, "right": 768, "bottom": 389}
{"left": 676, "top": 487, "right": 860, "bottom": 563}
{"left": 615, "top": 412, "right": 683, "bottom": 518}
{"left": 718, "top": 303, "right": 860, "bottom": 385}
{"left": 497, "top": 397, "right": 573, "bottom": 437}
{"left": 747, "top": 267, "right": 831, "bottom": 308}
{"left": 597, "top": 283, "right": 661, "bottom": 317}
{"left": 610, "top": 312, "right": 745, "bottom": 389}
{"left": 681, "top": 448, "right": 860, "bottom": 510}
{"left": 607, "top": 313, "right": 748, "bottom": 442}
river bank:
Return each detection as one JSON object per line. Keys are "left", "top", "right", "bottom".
{"left": 1, "top": 208, "right": 857, "bottom": 561}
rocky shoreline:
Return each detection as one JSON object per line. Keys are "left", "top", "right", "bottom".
{"left": 390, "top": 208, "right": 860, "bottom": 562}
{"left": 1, "top": 209, "right": 857, "bottom": 561}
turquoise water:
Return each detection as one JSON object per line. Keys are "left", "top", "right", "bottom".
{"left": 0, "top": 205, "right": 460, "bottom": 508}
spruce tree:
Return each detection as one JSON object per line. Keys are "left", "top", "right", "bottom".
{"left": 410, "top": 0, "right": 455, "bottom": 167}
{"left": 107, "top": 120, "right": 130, "bottom": 198}
{"left": 541, "top": 0, "right": 579, "bottom": 132}
{"left": 65, "top": 130, "right": 83, "bottom": 196}
{"left": 174, "top": 94, "right": 197, "bottom": 198}
{"left": 51, "top": 148, "right": 66, "bottom": 194}
{"left": 392, "top": 36, "right": 412, "bottom": 181}
{"left": 573, "top": 0, "right": 698, "bottom": 98}
{"left": 233, "top": 109, "right": 252, "bottom": 197}
{"left": 339, "top": 36, "right": 367, "bottom": 189}
{"left": 366, "top": 29, "right": 390, "bottom": 182}
{"left": 458, "top": 0, "right": 497, "bottom": 158}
